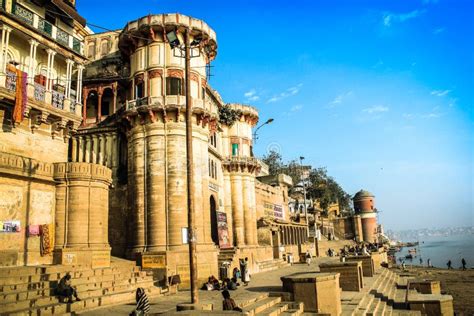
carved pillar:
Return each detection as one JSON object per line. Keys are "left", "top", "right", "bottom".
{"left": 113, "top": 83, "right": 117, "bottom": 113}
{"left": 97, "top": 91, "right": 103, "bottom": 123}
{"left": 230, "top": 173, "right": 244, "bottom": 247}
{"left": 243, "top": 174, "right": 252, "bottom": 245}
{"left": 0, "top": 25, "right": 12, "bottom": 73}
{"left": 76, "top": 65, "right": 84, "bottom": 104}
{"left": 46, "top": 49, "right": 56, "bottom": 91}
{"left": 85, "top": 135, "right": 91, "bottom": 163}
{"left": 82, "top": 88, "right": 88, "bottom": 126}
{"left": 77, "top": 136, "right": 84, "bottom": 162}
{"left": 92, "top": 134, "right": 99, "bottom": 164}
{"left": 71, "top": 137, "right": 77, "bottom": 162}
{"left": 65, "top": 59, "right": 74, "bottom": 99}
{"left": 99, "top": 134, "right": 106, "bottom": 165}
{"left": 27, "top": 39, "right": 38, "bottom": 84}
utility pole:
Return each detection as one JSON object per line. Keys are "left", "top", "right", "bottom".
{"left": 184, "top": 28, "right": 198, "bottom": 304}
{"left": 299, "top": 156, "right": 310, "bottom": 239}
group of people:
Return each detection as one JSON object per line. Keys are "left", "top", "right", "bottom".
{"left": 447, "top": 258, "right": 467, "bottom": 270}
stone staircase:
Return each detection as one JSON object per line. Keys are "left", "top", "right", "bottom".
{"left": 341, "top": 268, "right": 421, "bottom": 316}
{"left": 0, "top": 258, "right": 163, "bottom": 316}
{"left": 257, "top": 259, "right": 290, "bottom": 273}
{"left": 239, "top": 293, "right": 303, "bottom": 316}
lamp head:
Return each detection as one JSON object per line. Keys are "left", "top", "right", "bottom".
{"left": 266, "top": 118, "right": 274, "bottom": 124}
{"left": 166, "top": 31, "right": 180, "bottom": 49}
{"left": 300, "top": 156, "right": 305, "bottom": 161}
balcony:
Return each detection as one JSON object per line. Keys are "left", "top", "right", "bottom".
{"left": 10, "top": 2, "right": 84, "bottom": 55}
{"left": 1, "top": 69, "right": 82, "bottom": 118}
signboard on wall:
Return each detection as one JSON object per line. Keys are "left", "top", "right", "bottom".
{"left": 274, "top": 205, "right": 284, "bottom": 219}
{"left": 217, "top": 211, "right": 231, "bottom": 249}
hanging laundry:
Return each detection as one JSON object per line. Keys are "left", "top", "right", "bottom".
{"left": 28, "top": 225, "right": 40, "bottom": 236}
{"left": 40, "top": 224, "right": 54, "bottom": 256}
{"left": 12, "top": 67, "right": 28, "bottom": 124}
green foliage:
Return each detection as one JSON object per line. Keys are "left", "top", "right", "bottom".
{"left": 260, "top": 152, "right": 352, "bottom": 213}
{"left": 219, "top": 106, "right": 242, "bottom": 126}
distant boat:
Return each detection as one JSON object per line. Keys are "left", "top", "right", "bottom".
{"left": 408, "top": 248, "right": 417, "bottom": 254}
{"left": 405, "top": 254, "right": 414, "bottom": 259}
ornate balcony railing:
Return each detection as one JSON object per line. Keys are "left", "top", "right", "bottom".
{"left": 12, "top": 2, "right": 33, "bottom": 25}
{"left": 11, "top": 3, "right": 83, "bottom": 55}
{"left": 70, "top": 100, "right": 76, "bottom": 113}
{"left": 34, "top": 83, "right": 45, "bottom": 102}
{"left": 6, "top": 70, "right": 17, "bottom": 93}
{"left": 52, "top": 90, "right": 65, "bottom": 110}
{"left": 38, "top": 17, "right": 53, "bottom": 36}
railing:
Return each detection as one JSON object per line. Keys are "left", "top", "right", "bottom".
{"left": 11, "top": 3, "right": 83, "bottom": 55}
{"left": 52, "top": 90, "right": 65, "bottom": 110}
{"left": 34, "top": 83, "right": 45, "bottom": 102}
{"left": 6, "top": 70, "right": 17, "bottom": 93}
{"left": 70, "top": 101, "right": 76, "bottom": 113}
{"left": 126, "top": 99, "right": 137, "bottom": 110}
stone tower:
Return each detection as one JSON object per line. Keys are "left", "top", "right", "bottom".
{"left": 353, "top": 190, "right": 378, "bottom": 243}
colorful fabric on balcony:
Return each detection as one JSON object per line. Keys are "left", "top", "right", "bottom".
{"left": 12, "top": 68, "right": 28, "bottom": 124}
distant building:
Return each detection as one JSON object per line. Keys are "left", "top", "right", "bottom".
{"left": 353, "top": 189, "right": 378, "bottom": 243}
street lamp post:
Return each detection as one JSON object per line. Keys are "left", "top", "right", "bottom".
{"left": 252, "top": 118, "right": 274, "bottom": 143}
{"left": 299, "top": 156, "right": 310, "bottom": 239}
{"left": 166, "top": 27, "right": 202, "bottom": 305}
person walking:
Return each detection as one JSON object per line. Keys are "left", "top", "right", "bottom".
{"left": 305, "top": 250, "right": 312, "bottom": 266}
{"left": 461, "top": 258, "right": 467, "bottom": 270}
{"left": 419, "top": 258, "right": 423, "bottom": 265}
{"left": 427, "top": 258, "right": 432, "bottom": 268}
{"left": 447, "top": 260, "right": 453, "bottom": 269}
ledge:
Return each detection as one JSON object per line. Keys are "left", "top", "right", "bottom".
{"left": 0, "top": 151, "right": 54, "bottom": 183}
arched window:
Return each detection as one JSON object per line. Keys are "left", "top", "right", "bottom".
{"left": 166, "top": 77, "right": 184, "bottom": 95}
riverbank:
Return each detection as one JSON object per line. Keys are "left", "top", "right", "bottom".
{"left": 394, "top": 265, "right": 474, "bottom": 315}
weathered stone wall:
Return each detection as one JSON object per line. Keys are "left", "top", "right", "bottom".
{"left": 346, "top": 255, "right": 375, "bottom": 277}
{"left": 0, "top": 151, "right": 56, "bottom": 266}
{"left": 319, "top": 261, "right": 364, "bottom": 291}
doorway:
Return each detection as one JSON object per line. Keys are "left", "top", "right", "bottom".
{"left": 210, "top": 196, "right": 219, "bottom": 246}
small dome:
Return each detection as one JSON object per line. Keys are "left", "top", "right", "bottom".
{"left": 353, "top": 189, "right": 374, "bottom": 200}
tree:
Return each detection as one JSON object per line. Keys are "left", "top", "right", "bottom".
{"left": 261, "top": 150, "right": 283, "bottom": 175}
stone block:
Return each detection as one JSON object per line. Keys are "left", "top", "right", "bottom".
{"left": 408, "top": 293, "right": 454, "bottom": 316}
{"left": 281, "top": 272, "right": 341, "bottom": 315}
{"left": 346, "top": 255, "right": 374, "bottom": 277}
{"left": 409, "top": 280, "right": 441, "bottom": 295}
{"left": 319, "top": 261, "right": 364, "bottom": 291}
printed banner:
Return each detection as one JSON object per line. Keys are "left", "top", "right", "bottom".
{"left": 2, "top": 220, "right": 21, "bottom": 232}
{"left": 217, "top": 211, "right": 231, "bottom": 249}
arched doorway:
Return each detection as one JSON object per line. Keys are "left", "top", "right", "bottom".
{"left": 210, "top": 196, "right": 218, "bottom": 246}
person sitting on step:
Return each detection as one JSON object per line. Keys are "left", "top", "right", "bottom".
{"left": 130, "top": 287, "right": 150, "bottom": 316}
{"left": 56, "top": 273, "right": 81, "bottom": 303}
{"left": 222, "top": 289, "right": 242, "bottom": 312}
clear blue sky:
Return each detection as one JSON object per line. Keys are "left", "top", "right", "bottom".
{"left": 77, "top": 0, "right": 473, "bottom": 231}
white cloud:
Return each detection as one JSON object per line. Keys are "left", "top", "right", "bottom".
{"left": 430, "top": 89, "right": 451, "bottom": 97}
{"left": 244, "top": 89, "right": 260, "bottom": 102}
{"left": 362, "top": 105, "right": 389, "bottom": 114}
{"left": 267, "top": 84, "right": 302, "bottom": 103}
{"left": 433, "top": 27, "right": 445, "bottom": 35}
{"left": 403, "top": 113, "right": 414, "bottom": 119}
{"left": 383, "top": 10, "right": 425, "bottom": 27}
{"left": 290, "top": 105, "right": 303, "bottom": 112}
{"left": 423, "top": 112, "right": 442, "bottom": 119}
{"left": 328, "top": 91, "right": 353, "bottom": 108}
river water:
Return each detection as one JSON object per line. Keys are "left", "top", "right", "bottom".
{"left": 394, "top": 234, "right": 474, "bottom": 269}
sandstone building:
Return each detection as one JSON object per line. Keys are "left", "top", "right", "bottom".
{"left": 0, "top": 2, "right": 312, "bottom": 287}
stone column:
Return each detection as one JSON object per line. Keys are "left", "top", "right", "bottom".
{"left": 230, "top": 173, "right": 244, "bottom": 247}
{"left": 65, "top": 59, "right": 74, "bottom": 99}
{"left": 85, "top": 135, "right": 91, "bottom": 163}
{"left": 97, "top": 92, "right": 103, "bottom": 123}
{"left": 128, "top": 126, "right": 146, "bottom": 254}
{"left": 92, "top": 134, "right": 98, "bottom": 164}
{"left": 0, "top": 25, "right": 12, "bottom": 73}
{"left": 145, "top": 123, "right": 167, "bottom": 251}
{"left": 111, "top": 134, "right": 118, "bottom": 169}
{"left": 53, "top": 162, "right": 112, "bottom": 267}
{"left": 77, "top": 136, "right": 84, "bottom": 162}
{"left": 45, "top": 49, "right": 56, "bottom": 91}
{"left": 99, "top": 134, "right": 106, "bottom": 165}
{"left": 167, "top": 122, "right": 187, "bottom": 248}
{"left": 27, "top": 39, "right": 38, "bottom": 84}
{"left": 243, "top": 174, "right": 253, "bottom": 245}
{"left": 71, "top": 137, "right": 77, "bottom": 162}
{"left": 250, "top": 176, "right": 258, "bottom": 245}
{"left": 76, "top": 65, "right": 84, "bottom": 104}
{"left": 223, "top": 171, "right": 233, "bottom": 246}
{"left": 200, "top": 133, "right": 211, "bottom": 244}
{"left": 105, "top": 133, "right": 113, "bottom": 168}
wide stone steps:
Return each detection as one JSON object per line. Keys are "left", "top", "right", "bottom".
{"left": 257, "top": 260, "right": 290, "bottom": 273}
{"left": 0, "top": 259, "right": 162, "bottom": 315}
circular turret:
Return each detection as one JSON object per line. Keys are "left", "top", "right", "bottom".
{"left": 353, "top": 189, "right": 375, "bottom": 214}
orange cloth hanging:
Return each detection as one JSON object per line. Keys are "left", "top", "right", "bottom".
{"left": 12, "top": 68, "right": 27, "bottom": 124}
